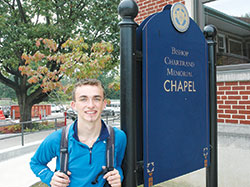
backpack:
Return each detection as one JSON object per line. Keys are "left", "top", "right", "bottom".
{"left": 59, "top": 124, "right": 115, "bottom": 186}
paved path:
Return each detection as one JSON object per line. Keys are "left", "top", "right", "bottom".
{"left": 0, "top": 130, "right": 55, "bottom": 149}
{"left": 1, "top": 123, "right": 250, "bottom": 187}
{"left": 157, "top": 123, "right": 250, "bottom": 187}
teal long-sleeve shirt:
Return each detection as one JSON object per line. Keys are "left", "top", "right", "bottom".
{"left": 30, "top": 120, "right": 127, "bottom": 187}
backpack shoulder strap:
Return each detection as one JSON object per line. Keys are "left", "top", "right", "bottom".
{"left": 91, "top": 125, "right": 115, "bottom": 185}
{"left": 60, "top": 125, "right": 70, "bottom": 174}
{"left": 106, "top": 125, "right": 115, "bottom": 170}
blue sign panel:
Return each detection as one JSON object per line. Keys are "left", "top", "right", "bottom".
{"left": 138, "top": 4, "right": 210, "bottom": 187}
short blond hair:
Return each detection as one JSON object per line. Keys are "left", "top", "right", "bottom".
{"left": 72, "top": 79, "right": 105, "bottom": 101}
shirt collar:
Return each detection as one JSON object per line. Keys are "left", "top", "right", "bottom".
{"left": 73, "top": 120, "right": 110, "bottom": 142}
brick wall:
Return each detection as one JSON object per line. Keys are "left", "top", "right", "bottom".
{"left": 217, "top": 81, "right": 250, "bottom": 125}
{"left": 135, "top": 0, "right": 185, "bottom": 24}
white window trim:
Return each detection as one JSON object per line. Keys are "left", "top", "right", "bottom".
{"left": 217, "top": 34, "right": 226, "bottom": 53}
{"left": 228, "top": 38, "right": 243, "bottom": 56}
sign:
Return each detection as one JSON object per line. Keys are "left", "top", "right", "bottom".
{"left": 137, "top": 4, "right": 210, "bottom": 186}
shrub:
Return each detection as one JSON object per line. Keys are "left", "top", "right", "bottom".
{"left": 0, "top": 124, "right": 21, "bottom": 133}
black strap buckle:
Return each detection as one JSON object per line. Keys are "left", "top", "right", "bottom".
{"left": 91, "top": 167, "right": 114, "bottom": 185}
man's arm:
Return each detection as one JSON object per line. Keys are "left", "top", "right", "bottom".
{"left": 112, "top": 128, "right": 127, "bottom": 183}
{"left": 30, "top": 130, "right": 61, "bottom": 185}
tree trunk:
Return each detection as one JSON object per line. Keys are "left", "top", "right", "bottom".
{"left": 16, "top": 90, "right": 33, "bottom": 129}
{"left": 19, "top": 101, "right": 33, "bottom": 129}
{"left": 14, "top": 77, "right": 50, "bottom": 129}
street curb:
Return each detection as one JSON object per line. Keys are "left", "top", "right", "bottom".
{"left": 0, "top": 140, "right": 41, "bottom": 162}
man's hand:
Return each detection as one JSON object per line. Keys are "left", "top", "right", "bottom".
{"left": 50, "top": 171, "right": 71, "bottom": 187}
{"left": 103, "top": 168, "right": 121, "bottom": 187}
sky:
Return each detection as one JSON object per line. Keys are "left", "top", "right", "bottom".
{"left": 205, "top": 0, "right": 250, "bottom": 17}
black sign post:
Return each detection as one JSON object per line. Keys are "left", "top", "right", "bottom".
{"left": 204, "top": 25, "right": 218, "bottom": 187}
{"left": 118, "top": 0, "right": 139, "bottom": 187}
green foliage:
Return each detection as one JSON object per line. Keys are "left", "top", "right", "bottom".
{"left": 0, "top": 121, "right": 57, "bottom": 133}
{"left": 24, "top": 122, "right": 55, "bottom": 132}
{"left": 20, "top": 38, "right": 114, "bottom": 93}
{"left": 99, "top": 73, "right": 120, "bottom": 99}
{"left": 0, "top": 82, "right": 16, "bottom": 100}
{"left": 48, "top": 89, "right": 71, "bottom": 103}
{"left": 0, "top": 124, "right": 21, "bottom": 133}
{"left": 0, "top": 0, "right": 120, "bottom": 122}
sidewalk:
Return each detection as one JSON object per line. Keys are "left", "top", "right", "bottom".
{"left": 1, "top": 123, "right": 250, "bottom": 187}
{"left": 0, "top": 152, "right": 55, "bottom": 187}
{"left": 0, "top": 130, "right": 55, "bottom": 187}
{"left": 157, "top": 123, "right": 250, "bottom": 187}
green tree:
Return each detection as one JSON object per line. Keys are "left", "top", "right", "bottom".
{"left": 0, "top": 0, "right": 120, "bottom": 126}
{"left": 243, "top": 13, "right": 250, "bottom": 17}
{"left": 0, "top": 82, "right": 16, "bottom": 100}
{"left": 99, "top": 72, "right": 120, "bottom": 99}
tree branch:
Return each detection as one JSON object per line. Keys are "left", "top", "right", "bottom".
{"left": 16, "top": 0, "right": 27, "bottom": 23}
{"left": 2, "top": 0, "right": 14, "bottom": 10}
{"left": 0, "top": 72, "right": 18, "bottom": 91}
{"left": 28, "top": 86, "right": 50, "bottom": 105}
{"left": 5, "top": 66, "right": 21, "bottom": 77}
{"left": 35, "top": 9, "right": 40, "bottom": 25}
{"left": 93, "top": 30, "right": 101, "bottom": 41}
{"left": 46, "top": 16, "right": 50, "bottom": 25}
{"left": 68, "top": 1, "right": 86, "bottom": 21}
{"left": 53, "top": 0, "right": 60, "bottom": 24}
{"left": 32, "top": 92, "right": 50, "bottom": 105}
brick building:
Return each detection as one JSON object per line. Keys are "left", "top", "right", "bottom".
{"left": 134, "top": 0, "right": 185, "bottom": 24}
{"left": 217, "top": 64, "right": 250, "bottom": 125}
{"left": 134, "top": 0, "right": 250, "bottom": 125}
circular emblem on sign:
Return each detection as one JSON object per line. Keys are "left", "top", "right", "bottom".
{"left": 170, "top": 3, "right": 190, "bottom": 32}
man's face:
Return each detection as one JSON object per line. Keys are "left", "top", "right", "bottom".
{"left": 71, "top": 85, "right": 106, "bottom": 123}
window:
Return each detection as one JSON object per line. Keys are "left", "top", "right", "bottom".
{"left": 229, "top": 39, "right": 243, "bottom": 56}
{"left": 247, "top": 43, "right": 250, "bottom": 59}
{"left": 217, "top": 34, "right": 226, "bottom": 53}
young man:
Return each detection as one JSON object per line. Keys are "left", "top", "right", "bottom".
{"left": 30, "top": 79, "right": 127, "bottom": 187}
